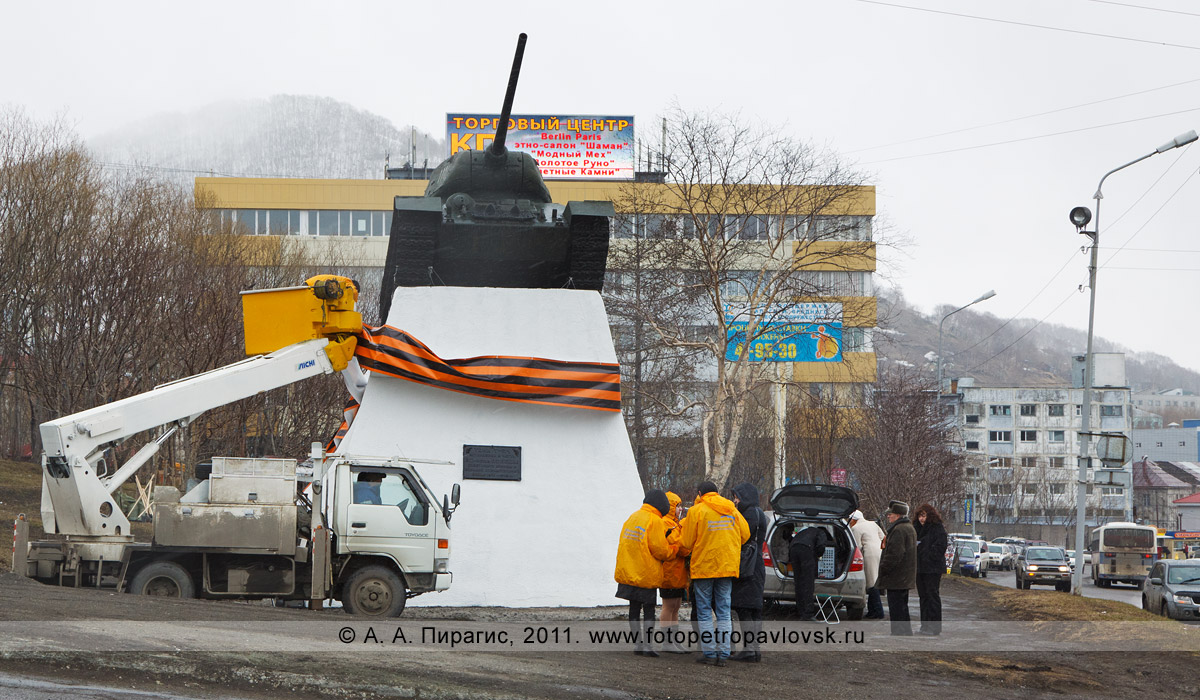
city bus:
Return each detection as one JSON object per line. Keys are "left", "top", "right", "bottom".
{"left": 1088, "top": 522, "right": 1157, "bottom": 588}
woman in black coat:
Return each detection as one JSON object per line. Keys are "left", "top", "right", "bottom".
{"left": 730, "top": 482, "right": 768, "bottom": 662}
{"left": 913, "top": 503, "right": 948, "bottom": 636}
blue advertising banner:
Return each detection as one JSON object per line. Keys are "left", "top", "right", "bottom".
{"left": 964, "top": 498, "right": 974, "bottom": 525}
{"left": 446, "top": 114, "right": 635, "bottom": 180}
{"left": 724, "top": 302, "right": 843, "bottom": 363}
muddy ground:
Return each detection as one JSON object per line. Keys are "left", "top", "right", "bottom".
{"left": 1, "top": 572, "right": 1198, "bottom": 699}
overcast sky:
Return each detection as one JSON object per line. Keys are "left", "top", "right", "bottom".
{"left": 4, "top": 0, "right": 1199, "bottom": 377}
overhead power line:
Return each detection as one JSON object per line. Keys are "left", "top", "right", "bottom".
{"left": 862, "top": 106, "right": 1200, "bottom": 163}
{"left": 1083, "top": 0, "right": 1200, "bottom": 18}
{"left": 854, "top": 0, "right": 1200, "bottom": 51}
{"left": 964, "top": 288, "right": 1078, "bottom": 374}
{"left": 953, "top": 145, "right": 1192, "bottom": 358}
{"left": 851, "top": 76, "right": 1200, "bottom": 154}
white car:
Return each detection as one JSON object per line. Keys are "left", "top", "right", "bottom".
{"left": 984, "top": 543, "right": 1013, "bottom": 570}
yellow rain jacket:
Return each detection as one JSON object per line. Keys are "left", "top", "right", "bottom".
{"left": 661, "top": 492, "right": 690, "bottom": 589}
{"left": 681, "top": 491, "right": 750, "bottom": 579}
{"left": 614, "top": 503, "right": 676, "bottom": 589}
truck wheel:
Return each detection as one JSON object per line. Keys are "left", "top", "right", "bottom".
{"left": 342, "top": 565, "right": 406, "bottom": 617}
{"left": 129, "top": 561, "right": 194, "bottom": 598}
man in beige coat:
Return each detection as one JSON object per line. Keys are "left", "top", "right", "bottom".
{"left": 849, "top": 509, "right": 885, "bottom": 619}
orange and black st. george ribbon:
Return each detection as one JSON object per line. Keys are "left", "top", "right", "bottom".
{"left": 353, "top": 325, "right": 621, "bottom": 412}
{"left": 324, "top": 397, "right": 359, "bottom": 454}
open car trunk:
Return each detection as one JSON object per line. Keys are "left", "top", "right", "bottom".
{"left": 768, "top": 520, "right": 853, "bottom": 581}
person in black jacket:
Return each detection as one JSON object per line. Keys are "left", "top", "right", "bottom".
{"left": 913, "top": 502, "right": 948, "bottom": 636}
{"left": 783, "top": 521, "right": 829, "bottom": 622}
{"left": 729, "top": 483, "right": 768, "bottom": 662}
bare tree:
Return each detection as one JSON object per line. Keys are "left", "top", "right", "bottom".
{"left": 606, "top": 106, "right": 875, "bottom": 488}
{"left": 842, "top": 367, "right": 964, "bottom": 516}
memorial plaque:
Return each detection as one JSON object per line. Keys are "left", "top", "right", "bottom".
{"left": 463, "top": 445, "right": 522, "bottom": 481}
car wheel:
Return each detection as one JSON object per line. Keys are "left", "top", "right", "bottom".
{"left": 1161, "top": 602, "right": 1169, "bottom": 619}
{"left": 129, "top": 561, "right": 195, "bottom": 598}
{"left": 1142, "top": 595, "right": 1149, "bottom": 610}
{"left": 844, "top": 603, "right": 865, "bottom": 621}
{"left": 1015, "top": 576, "right": 1023, "bottom": 590}
{"left": 342, "top": 565, "right": 407, "bottom": 618}
{"left": 982, "top": 569, "right": 988, "bottom": 579}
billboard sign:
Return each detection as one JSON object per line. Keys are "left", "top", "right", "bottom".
{"left": 724, "top": 302, "right": 843, "bottom": 363}
{"left": 446, "top": 114, "right": 635, "bottom": 180}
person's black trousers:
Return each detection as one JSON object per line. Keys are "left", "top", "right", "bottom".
{"left": 732, "top": 606, "right": 762, "bottom": 654}
{"left": 916, "top": 572, "right": 942, "bottom": 635}
{"left": 790, "top": 543, "right": 817, "bottom": 619}
{"left": 886, "top": 589, "right": 912, "bottom": 636}
{"left": 867, "top": 587, "right": 884, "bottom": 618}
{"left": 628, "top": 601, "right": 655, "bottom": 648}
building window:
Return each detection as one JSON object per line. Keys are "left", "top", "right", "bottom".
{"left": 1181, "top": 441, "right": 1187, "bottom": 447}
{"left": 1142, "top": 494, "right": 1151, "bottom": 507}
{"left": 1075, "top": 405, "right": 1082, "bottom": 416}
{"left": 966, "top": 441, "right": 980, "bottom": 450}
{"left": 1102, "top": 487, "right": 1123, "bottom": 495}
{"left": 318, "top": 211, "right": 339, "bottom": 236}
{"left": 989, "top": 431, "right": 1012, "bottom": 442}
{"left": 1049, "top": 457, "right": 1066, "bottom": 468}
{"left": 966, "top": 415, "right": 980, "bottom": 424}
{"left": 990, "top": 405, "right": 1012, "bottom": 416}
{"left": 1048, "top": 404, "right": 1065, "bottom": 417}
{"left": 1135, "top": 442, "right": 1141, "bottom": 448}
{"left": 1020, "top": 457, "right": 1038, "bottom": 468}
{"left": 1020, "top": 404, "right": 1037, "bottom": 417}
{"left": 1100, "top": 405, "right": 1123, "bottom": 417}
{"left": 1049, "top": 430, "right": 1065, "bottom": 443}
{"left": 1049, "top": 483, "right": 1066, "bottom": 495}
{"left": 351, "top": 211, "right": 371, "bottom": 236}
{"left": 1156, "top": 442, "right": 1163, "bottom": 448}
{"left": 1020, "top": 430, "right": 1037, "bottom": 442}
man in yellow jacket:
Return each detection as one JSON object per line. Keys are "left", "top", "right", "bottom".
{"left": 614, "top": 489, "right": 676, "bottom": 656}
{"left": 680, "top": 481, "right": 750, "bottom": 666}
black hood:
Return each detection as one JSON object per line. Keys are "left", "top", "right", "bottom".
{"left": 643, "top": 489, "right": 670, "bottom": 517}
{"left": 732, "top": 482, "right": 760, "bottom": 513}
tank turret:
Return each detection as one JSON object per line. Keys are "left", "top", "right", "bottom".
{"left": 379, "top": 34, "right": 613, "bottom": 320}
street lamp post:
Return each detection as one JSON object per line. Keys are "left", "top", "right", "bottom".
{"left": 936, "top": 290, "right": 996, "bottom": 395}
{"left": 1068, "top": 129, "right": 1198, "bottom": 596}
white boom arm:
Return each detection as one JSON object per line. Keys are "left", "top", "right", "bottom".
{"left": 40, "top": 338, "right": 342, "bottom": 538}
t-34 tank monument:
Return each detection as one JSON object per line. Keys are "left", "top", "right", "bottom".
{"left": 378, "top": 33, "right": 613, "bottom": 318}
{"left": 340, "top": 34, "right": 642, "bottom": 607}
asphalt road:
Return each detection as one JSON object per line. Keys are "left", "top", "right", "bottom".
{"left": 983, "top": 563, "right": 1144, "bottom": 608}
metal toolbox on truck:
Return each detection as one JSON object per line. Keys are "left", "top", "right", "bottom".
{"left": 209, "top": 457, "right": 297, "bottom": 505}
{"left": 153, "top": 502, "right": 297, "bottom": 553}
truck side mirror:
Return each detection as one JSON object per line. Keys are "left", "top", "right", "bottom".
{"left": 442, "top": 483, "right": 462, "bottom": 524}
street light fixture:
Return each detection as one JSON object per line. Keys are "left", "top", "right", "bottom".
{"left": 936, "top": 290, "right": 996, "bottom": 396}
{"left": 1068, "top": 129, "right": 1197, "bottom": 597}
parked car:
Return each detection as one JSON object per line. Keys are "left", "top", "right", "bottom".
{"left": 1065, "top": 549, "right": 1080, "bottom": 572}
{"left": 984, "top": 543, "right": 1014, "bottom": 571}
{"left": 1015, "top": 546, "right": 1072, "bottom": 591}
{"left": 1142, "top": 559, "right": 1200, "bottom": 620}
{"left": 761, "top": 484, "right": 867, "bottom": 621}
{"left": 951, "top": 540, "right": 987, "bottom": 578}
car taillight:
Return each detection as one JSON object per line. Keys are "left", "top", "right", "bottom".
{"left": 850, "top": 546, "right": 863, "bottom": 572}
{"left": 761, "top": 541, "right": 773, "bottom": 567}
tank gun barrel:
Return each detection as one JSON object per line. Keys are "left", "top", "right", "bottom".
{"left": 490, "top": 33, "right": 527, "bottom": 157}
